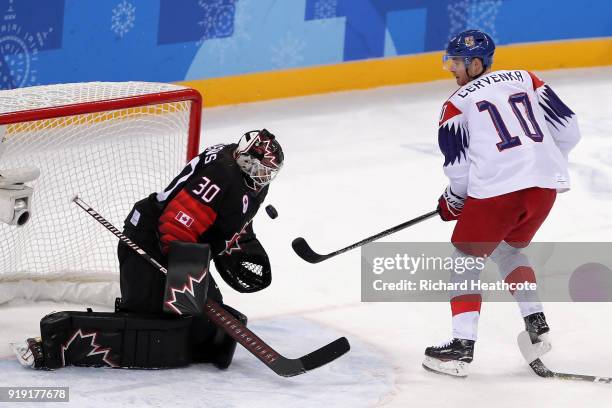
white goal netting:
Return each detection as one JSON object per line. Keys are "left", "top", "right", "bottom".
{"left": 0, "top": 82, "right": 201, "bottom": 305}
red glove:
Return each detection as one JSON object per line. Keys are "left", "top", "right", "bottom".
{"left": 437, "top": 186, "right": 465, "bottom": 221}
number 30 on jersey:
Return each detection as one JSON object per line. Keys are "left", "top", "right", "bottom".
{"left": 192, "top": 177, "right": 220, "bottom": 203}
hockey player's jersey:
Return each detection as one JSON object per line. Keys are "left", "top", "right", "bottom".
{"left": 438, "top": 70, "right": 580, "bottom": 199}
{"left": 123, "top": 143, "right": 267, "bottom": 260}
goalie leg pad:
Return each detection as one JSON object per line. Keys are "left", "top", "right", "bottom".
{"left": 39, "top": 310, "right": 193, "bottom": 369}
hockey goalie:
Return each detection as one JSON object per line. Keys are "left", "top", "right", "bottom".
{"left": 12, "top": 129, "right": 284, "bottom": 371}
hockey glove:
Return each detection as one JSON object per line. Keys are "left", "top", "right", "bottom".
{"left": 437, "top": 186, "right": 465, "bottom": 221}
{"left": 213, "top": 238, "right": 271, "bottom": 293}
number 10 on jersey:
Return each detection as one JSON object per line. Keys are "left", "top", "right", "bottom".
{"left": 477, "top": 92, "right": 544, "bottom": 151}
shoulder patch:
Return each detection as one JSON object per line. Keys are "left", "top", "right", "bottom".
{"left": 439, "top": 101, "right": 462, "bottom": 126}
{"left": 527, "top": 71, "right": 545, "bottom": 90}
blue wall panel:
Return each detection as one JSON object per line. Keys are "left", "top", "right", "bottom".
{"left": 0, "top": 0, "right": 610, "bottom": 89}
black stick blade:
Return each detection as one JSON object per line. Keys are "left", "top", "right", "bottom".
{"left": 300, "top": 336, "right": 350, "bottom": 371}
{"left": 269, "top": 337, "right": 350, "bottom": 377}
{"left": 291, "top": 237, "right": 328, "bottom": 263}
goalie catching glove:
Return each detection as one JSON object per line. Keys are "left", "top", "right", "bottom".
{"left": 214, "top": 238, "right": 271, "bottom": 293}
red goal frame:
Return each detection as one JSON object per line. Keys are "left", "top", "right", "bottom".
{"left": 0, "top": 87, "right": 203, "bottom": 161}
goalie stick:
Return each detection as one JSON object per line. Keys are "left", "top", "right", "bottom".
{"left": 292, "top": 210, "right": 439, "bottom": 263}
{"left": 72, "top": 195, "right": 350, "bottom": 377}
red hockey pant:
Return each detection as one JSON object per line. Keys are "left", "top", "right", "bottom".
{"left": 448, "top": 187, "right": 556, "bottom": 337}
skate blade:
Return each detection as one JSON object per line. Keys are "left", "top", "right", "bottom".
{"left": 517, "top": 331, "right": 552, "bottom": 364}
{"left": 537, "top": 333, "right": 552, "bottom": 354}
{"left": 9, "top": 342, "right": 35, "bottom": 368}
{"left": 422, "top": 356, "right": 469, "bottom": 378}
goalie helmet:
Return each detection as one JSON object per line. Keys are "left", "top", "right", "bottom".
{"left": 234, "top": 129, "right": 284, "bottom": 190}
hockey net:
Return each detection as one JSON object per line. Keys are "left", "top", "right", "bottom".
{"left": 0, "top": 82, "right": 201, "bottom": 306}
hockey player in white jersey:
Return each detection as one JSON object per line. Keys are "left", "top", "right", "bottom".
{"left": 423, "top": 30, "right": 580, "bottom": 377}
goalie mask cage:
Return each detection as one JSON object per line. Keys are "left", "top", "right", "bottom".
{"left": 0, "top": 82, "right": 202, "bottom": 305}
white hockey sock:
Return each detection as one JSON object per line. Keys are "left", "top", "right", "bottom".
{"left": 513, "top": 296, "right": 544, "bottom": 318}
{"left": 490, "top": 243, "right": 544, "bottom": 319}
{"left": 506, "top": 266, "right": 543, "bottom": 318}
{"left": 452, "top": 311, "right": 480, "bottom": 341}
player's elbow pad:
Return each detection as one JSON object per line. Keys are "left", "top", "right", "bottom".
{"left": 213, "top": 238, "right": 271, "bottom": 293}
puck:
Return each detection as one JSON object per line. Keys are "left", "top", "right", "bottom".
{"left": 265, "top": 204, "right": 278, "bottom": 219}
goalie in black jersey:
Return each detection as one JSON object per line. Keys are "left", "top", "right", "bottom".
{"left": 13, "top": 129, "right": 284, "bottom": 370}
{"left": 118, "top": 128, "right": 284, "bottom": 312}
{"left": 116, "top": 128, "right": 284, "bottom": 367}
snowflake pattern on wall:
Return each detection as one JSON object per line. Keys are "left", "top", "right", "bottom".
{"left": 198, "top": 0, "right": 252, "bottom": 67}
{"left": 198, "top": 0, "right": 236, "bottom": 42}
{"left": 111, "top": 0, "right": 136, "bottom": 38}
{"left": 313, "top": 0, "right": 338, "bottom": 19}
{"left": 447, "top": 0, "right": 502, "bottom": 45}
{"left": 270, "top": 31, "right": 306, "bottom": 68}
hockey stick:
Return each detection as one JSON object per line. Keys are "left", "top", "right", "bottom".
{"left": 72, "top": 196, "right": 350, "bottom": 377}
{"left": 517, "top": 331, "right": 611, "bottom": 384}
{"left": 292, "top": 209, "right": 439, "bottom": 263}
{"left": 527, "top": 358, "right": 612, "bottom": 384}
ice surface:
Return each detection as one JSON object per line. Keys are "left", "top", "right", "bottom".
{"left": 1, "top": 67, "right": 612, "bottom": 407}
{"left": 1, "top": 314, "right": 392, "bottom": 408}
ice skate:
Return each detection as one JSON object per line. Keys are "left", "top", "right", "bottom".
{"left": 422, "top": 338, "right": 475, "bottom": 378}
{"left": 11, "top": 337, "right": 45, "bottom": 369}
{"left": 518, "top": 312, "right": 552, "bottom": 363}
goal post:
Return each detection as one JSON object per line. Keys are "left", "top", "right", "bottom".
{"left": 0, "top": 82, "right": 202, "bottom": 304}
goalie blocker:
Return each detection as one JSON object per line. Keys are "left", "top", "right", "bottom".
{"left": 14, "top": 242, "right": 249, "bottom": 370}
